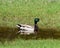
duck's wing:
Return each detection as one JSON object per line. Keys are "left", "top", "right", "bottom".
{"left": 20, "top": 26, "right": 34, "bottom": 30}
{"left": 16, "top": 24, "right": 34, "bottom": 31}
{"left": 20, "top": 24, "right": 33, "bottom": 28}
{"left": 20, "top": 27, "right": 34, "bottom": 33}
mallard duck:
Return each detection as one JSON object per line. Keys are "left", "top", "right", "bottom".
{"left": 16, "top": 18, "right": 40, "bottom": 35}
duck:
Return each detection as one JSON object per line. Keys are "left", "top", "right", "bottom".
{"left": 16, "top": 18, "right": 40, "bottom": 35}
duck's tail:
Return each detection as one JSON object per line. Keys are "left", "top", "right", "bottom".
{"left": 16, "top": 24, "right": 22, "bottom": 27}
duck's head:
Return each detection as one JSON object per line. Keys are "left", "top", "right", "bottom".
{"left": 34, "top": 18, "right": 40, "bottom": 24}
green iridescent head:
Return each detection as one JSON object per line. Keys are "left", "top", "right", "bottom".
{"left": 34, "top": 18, "right": 40, "bottom": 24}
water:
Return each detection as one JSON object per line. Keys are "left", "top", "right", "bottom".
{"left": 0, "top": 26, "right": 60, "bottom": 42}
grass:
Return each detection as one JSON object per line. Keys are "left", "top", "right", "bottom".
{"left": 0, "top": 0, "right": 60, "bottom": 28}
{"left": 0, "top": 39, "right": 60, "bottom": 48}
{"left": 0, "top": 0, "right": 60, "bottom": 48}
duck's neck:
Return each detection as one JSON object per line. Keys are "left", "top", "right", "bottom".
{"left": 34, "top": 23, "right": 38, "bottom": 32}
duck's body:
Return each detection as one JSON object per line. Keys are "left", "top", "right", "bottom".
{"left": 16, "top": 18, "right": 40, "bottom": 35}
{"left": 16, "top": 24, "right": 34, "bottom": 35}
